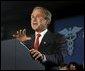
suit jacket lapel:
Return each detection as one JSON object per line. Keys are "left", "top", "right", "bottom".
{"left": 39, "top": 31, "right": 51, "bottom": 53}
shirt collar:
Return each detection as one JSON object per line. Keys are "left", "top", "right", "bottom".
{"left": 35, "top": 29, "right": 48, "bottom": 37}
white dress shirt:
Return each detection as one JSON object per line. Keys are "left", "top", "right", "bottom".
{"left": 35, "top": 29, "right": 48, "bottom": 45}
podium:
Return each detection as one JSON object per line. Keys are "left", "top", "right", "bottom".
{"left": 1, "top": 39, "right": 45, "bottom": 70}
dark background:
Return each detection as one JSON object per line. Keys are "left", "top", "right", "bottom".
{"left": 1, "top": 1, "right": 84, "bottom": 40}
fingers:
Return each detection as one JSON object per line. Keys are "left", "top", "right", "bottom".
{"left": 35, "top": 53, "right": 42, "bottom": 60}
{"left": 30, "top": 49, "right": 37, "bottom": 55}
{"left": 19, "top": 30, "right": 22, "bottom": 35}
{"left": 22, "top": 29, "right": 26, "bottom": 35}
{"left": 12, "top": 29, "right": 26, "bottom": 38}
{"left": 29, "top": 49, "right": 42, "bottom": 61}
{"left": 12, "top": 29, "right": 31, "bottom": 42}
{"left": 18, "top": 29, "right": 26, "bottom": 36}
{"left": 17, "top": 31, "right": 19, "bottom": 34}
{"left": 33, "top": 52, "right": 39, "bottom": 58}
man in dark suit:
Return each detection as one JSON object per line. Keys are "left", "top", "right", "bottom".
{"left": 14, "top": 6, "right": 65, "bottom": 70}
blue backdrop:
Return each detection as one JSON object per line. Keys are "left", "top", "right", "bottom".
{"left": 54, "top": 15, "right": 84, "bottom": 64}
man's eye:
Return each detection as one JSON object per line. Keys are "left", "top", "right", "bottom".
{"left": 31, "top": 16, "right": 34, "bottom": 19}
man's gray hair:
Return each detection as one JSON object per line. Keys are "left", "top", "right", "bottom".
{"left": 33, "top": 6, "right": 52, "bottom": 24}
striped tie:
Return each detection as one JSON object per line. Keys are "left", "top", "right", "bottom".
{"left": 34, "top": 34, "right": 41, "bottom": 50}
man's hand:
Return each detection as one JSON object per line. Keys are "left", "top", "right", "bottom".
{"left": 29, "top": 49, "right": 43, "bottom": 62}
{"left": 12, "top": 29, "right": 31, "bottom": 42}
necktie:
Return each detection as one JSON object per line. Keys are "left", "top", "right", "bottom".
{"left": 34, "top": 34, "right": 41, "bottom": 50}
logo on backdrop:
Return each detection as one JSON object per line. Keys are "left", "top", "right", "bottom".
{"left": 59, "top": 26, "right": 82, "bottom": 56}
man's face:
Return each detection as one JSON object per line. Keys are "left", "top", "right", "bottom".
{"left": 31, "top": 9, "right": 47, "bottom": 32}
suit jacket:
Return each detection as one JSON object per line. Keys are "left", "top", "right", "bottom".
{"left": 24, "top": 30, "right": 66, "bottom": 70}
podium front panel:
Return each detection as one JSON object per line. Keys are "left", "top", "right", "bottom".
{"left": 1, "top": 39, "right": 45, "bottom": 70}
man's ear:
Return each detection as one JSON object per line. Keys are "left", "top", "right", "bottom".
{"left": 44, "top": 20, "right": 48, "bottom": 26}
{"left": 46, "top": 19, "right": 50, "bottom": 25}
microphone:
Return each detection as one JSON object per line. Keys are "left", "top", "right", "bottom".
{"left": 20, "top": 42, "right": 43, "bottom": 62}
{"left": 20, "top": 42, "right": 30, "bottom": 51}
